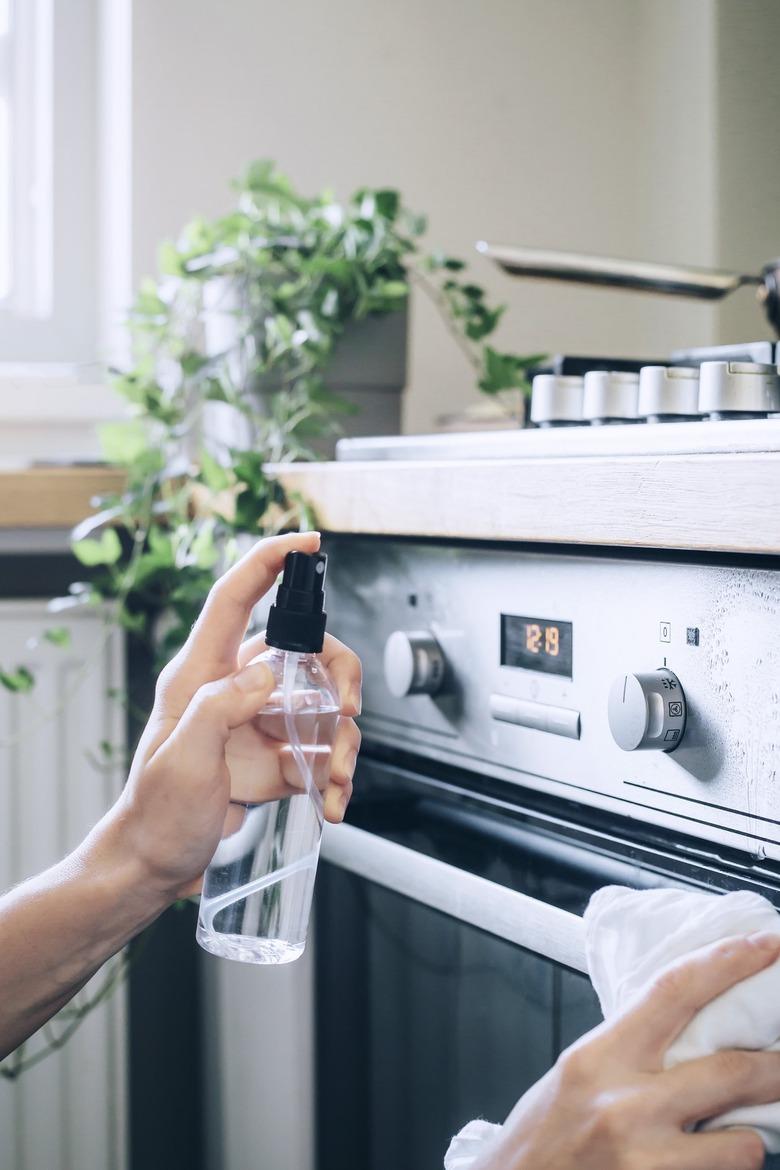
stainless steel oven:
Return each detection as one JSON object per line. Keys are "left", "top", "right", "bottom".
{"left": 315, "top": 534, "right": 780, "bottom": 1170}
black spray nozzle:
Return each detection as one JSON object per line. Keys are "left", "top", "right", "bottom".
{"left": 265, "top": 551, "right": 328, "bottom": 654}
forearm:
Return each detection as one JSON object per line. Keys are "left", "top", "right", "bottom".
{"left": 0, "top": 809, "right": 169, "bottom": 1059}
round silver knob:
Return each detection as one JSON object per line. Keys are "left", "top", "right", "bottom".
{"left": 383, "top": 631, "right": 445, "bottom": 698}
{"left": 530, "top": 374, "right": 584, "bottom": 427}
{"left": 698, "top": 361, "right": 780, "bottom": 418}
{"left": 608, "top": 668, "right": 687, "bottom": 752}
{"left": 638, "top": 365, "right": 700, "bottom": 422}
{"left": 583, "top": 370, "right": 639, "bottom": 425}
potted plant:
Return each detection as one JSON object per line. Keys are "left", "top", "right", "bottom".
{"left": 0, "top": 160, "right": 541, "bottom": 1076}
{"left": 71, "top": 159, "right": 541, "bottom": 657}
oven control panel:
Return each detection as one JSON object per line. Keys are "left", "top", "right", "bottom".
{"left": 324, "top": 536, "right": 780, "bottom": 860}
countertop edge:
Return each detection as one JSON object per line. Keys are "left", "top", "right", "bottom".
{"left": 0, "top": 468, "right": 126, "bottom": 529}
{"left": 269, "top": 453, "right": 780, "bottom": 555}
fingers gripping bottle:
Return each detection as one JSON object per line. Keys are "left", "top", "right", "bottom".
{"left": 196, "top": 551, "right": 340, "bottom": 964}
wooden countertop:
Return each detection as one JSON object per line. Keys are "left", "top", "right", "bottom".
{"left": 5, "top": 430, "right": 779, "bottom": 556}
{"left": 271, "top": 443, "right": 780, "bottom": 555}
{"left": 0, "top": 467, "right": 125, "bottom": 529}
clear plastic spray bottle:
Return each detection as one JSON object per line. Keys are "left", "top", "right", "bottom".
{"left": 196, "top": 551, "right": 339, "bottom": 964}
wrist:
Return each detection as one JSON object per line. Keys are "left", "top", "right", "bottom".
{"left": 77, "top": 803, "right": 175, "bottom": 936}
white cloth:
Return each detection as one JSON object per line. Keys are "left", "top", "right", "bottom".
{"left": 585, "top": 884, "right": 780, "bottom": 1152}
{"left": 443, "top": 884, "right": 780, "bottom": 1167}
{"left": 443, "top": 1119, "right": 502, "bottom": 1169}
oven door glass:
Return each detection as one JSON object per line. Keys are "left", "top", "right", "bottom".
{"left": 316, "top": 863, "right": 601, "bottom": 1170}
{"left": 314, "top": 757, "right": 610, "bottom": 1170}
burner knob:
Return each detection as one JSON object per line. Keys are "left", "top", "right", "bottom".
{"left": 638, "top": 366, "right": 700, "bottom": 422}
{"left": 583, "top": 371, "right": 639, "bottom": 425}
{"left": 608, "top": 668, "right": 687, "bottom": 752}
{"left": 698, "top": 361, "right": 780, "bottom": 419}
{"left": 530, "top": 375, "right": 584, "bottom": 427}
{"left": 383, "top": 631, "right": 445, "bottom": 698}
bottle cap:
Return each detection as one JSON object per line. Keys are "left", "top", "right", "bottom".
{"left": 265, "top": 551, "right": 328, "bottom": 654}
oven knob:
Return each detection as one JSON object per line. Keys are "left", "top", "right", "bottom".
{"left": 530, "top": 374, "right": 584, "bottom": 427}
{"left": 384, "top": 631, "right": 445, "bottom": 698}
{"left": 698, "top": 361, "right": 780, "bottom": 419}
{"left": 638, "top": 366, "right": 701, "bottom": 422}
{"left": 582, "top": 370, "right": 640, "bottom": 425}
{"left": 608, "top": 668, "right": 686, "bottom": 752}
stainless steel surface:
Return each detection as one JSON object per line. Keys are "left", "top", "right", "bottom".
{"left": 582, "top": 370, "right": 639, "bottom": 423}
{"left": 383, "top": 629, "right": 445, "bottom": 697}
{"left": 320, "top": 822, "right": 588, "bottom": 972}
{"left": 638, "top": 366, "right": 700, "bottom": 420}
{"left": 699, "top": 361, "right": 780, "bottom": 418}
{"left": 475, "top": 242, "right": 758, "bottom": 300}
{"left": 336, "top": 417, "right": 780, "bottom": 462}
{"left": 671, "top": 340, "right": 776, "bottom": 366}
{"left": 530, "top": 374, "right": 583, "bottom": 426}
{"left": 608, "top": 668, "right": 687, "bottom": 752}
{"left": 490, "top": 694, "right": 581, "bottom": 740}
{"left": 326, "top": 538, "right": 780, "bottom": 859}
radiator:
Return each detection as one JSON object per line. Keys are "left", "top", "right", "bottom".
{"left": 0, "top": 601, "right": 127, "bottom": 1170}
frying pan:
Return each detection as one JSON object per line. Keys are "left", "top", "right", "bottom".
{"left": 476, "top": 243, "right": 780, "bottom": 336}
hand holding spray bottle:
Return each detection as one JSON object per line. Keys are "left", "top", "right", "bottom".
{"left": 196, "top": 551, "right": 340, "bottom": 964}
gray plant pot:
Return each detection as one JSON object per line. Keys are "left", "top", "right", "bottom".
{"left": 201, "top": 277, "right": 407, "bottom": 459}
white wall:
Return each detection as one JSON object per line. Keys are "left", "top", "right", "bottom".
{"left": 130, "top": 0, "right": 780, "bottom": 434}
{"left": 129, "top": 0, "right": 780, "bottom": 433}
{"left": 713, "top": 0, "right": 780, "bottom": 342}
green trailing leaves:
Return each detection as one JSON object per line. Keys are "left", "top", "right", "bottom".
{"left": 414, "top": 251, "right": 539, "bottom": 396}
{"left": 0, "top": 666, "right": 35, "bottom": 693}
{"left": 99, "top": 420, "right": 149, "bottom": 466}
{"left": 72, "top": 528, "right": 123, "bottom": 567}
{"left": 199, "top": 450, "right": 232, "bottom": 493}
{"left": 42, "top": 627, "right": 71, "bottom": 648}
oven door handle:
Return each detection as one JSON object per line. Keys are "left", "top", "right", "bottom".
{"left": 320, "top": 822, "right": 588, "bottom": 973}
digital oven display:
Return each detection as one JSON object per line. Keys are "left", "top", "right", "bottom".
{"left": 500, "top": 614, "right": 573, "bottom": 678}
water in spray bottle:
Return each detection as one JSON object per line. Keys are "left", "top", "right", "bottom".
{"left": 196, "top": 551, "right": 340, "bottom": 964}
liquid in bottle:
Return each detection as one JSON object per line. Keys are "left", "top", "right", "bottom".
{"left": 196, "top": 551, "right": 339, "bottom": 964}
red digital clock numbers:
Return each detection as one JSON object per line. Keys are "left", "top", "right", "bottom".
{"left": 525, "top": 623, "right": 561, "bottom": 657}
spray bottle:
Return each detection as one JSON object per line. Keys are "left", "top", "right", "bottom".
{"left": 196, "top": 551, "right": 340, "bottom": 964}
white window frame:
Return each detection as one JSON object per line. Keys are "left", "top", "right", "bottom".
{"left": 0, "top": 0, "right": 131, "bottom": 455}
{"left": 1, "top": 0, "right": 53, "bottom": 320}
{"left": 0, "top": 0, "right": 132, "bottom": 370}
{"left": 0, "top": 0, "right": 11, "bottom": 303}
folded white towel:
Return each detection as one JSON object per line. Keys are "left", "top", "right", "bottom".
{"left": 585, "top": 885, "right": 780, "bottom": 1151}
{"left": 444, "top": 884, "right": 780, "bottom": 1167}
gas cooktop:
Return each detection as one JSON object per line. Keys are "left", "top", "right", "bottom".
{"left": 337, "top": 342, "right": 780, "bottom": 463}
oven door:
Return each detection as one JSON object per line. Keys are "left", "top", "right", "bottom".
{"left": 315, "top": 751, "right": 780, "bottom": 1170}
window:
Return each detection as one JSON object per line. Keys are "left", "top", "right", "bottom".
{"left": 0, "top": 0, "right": 10, "bottom": 302}
{"left": 0, "top": 0, "right": 130, "bottom": 459}
{"left": 0, "top": 0, "right": 104, "bottom": 367}
{"left": 0, "top": 0, "right": 52, "bottom": 320}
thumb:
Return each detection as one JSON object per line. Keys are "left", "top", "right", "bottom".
{"left": 163, "top": 661, "right": 276, "bottom": 774}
